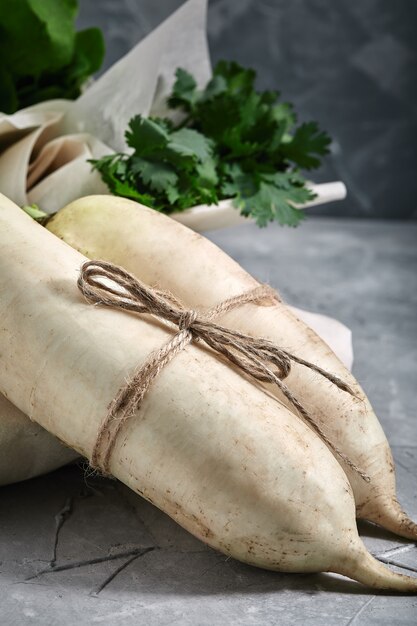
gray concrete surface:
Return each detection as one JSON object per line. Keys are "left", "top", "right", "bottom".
{"left": 1, "top": 217, "right": 416, "bottom": 625}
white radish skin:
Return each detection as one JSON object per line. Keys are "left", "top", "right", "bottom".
{"left": 0, "top": 194, "right": 416, "bottom": 591}
{"left": 0, "top": 289, "right": 347, "bottom": 484}
{"left": 46, "top": 195, "right": 417, "bottom": 540}
{"left": 0, "top": 305, "right": 350, "bottom": 487}
{"left": 0, "top": 394, "right": 78, "bottom": 486}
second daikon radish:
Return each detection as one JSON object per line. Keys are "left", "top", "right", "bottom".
{"left": 0, "top": 193, "right": 416, "bottom": 591}
{"left": 45, "top": 195, "right": 417, "bottom": 540}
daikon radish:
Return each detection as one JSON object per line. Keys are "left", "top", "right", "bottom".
{"left": 0, "top": 394, "right": 78, "bottom": 486}
{"left": 0, "top": 226, "right": 350, "bottom": 487}
{"left": 45, "top": 195, "right": 417, "bottom": 540}
{"left": 0, "top": 194, "right": 416, "bottom": 591}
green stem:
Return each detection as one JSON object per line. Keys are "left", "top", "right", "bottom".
{"left": 21, "top": 204, "right": 53, "bottom": 225}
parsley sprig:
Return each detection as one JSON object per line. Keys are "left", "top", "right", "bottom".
{"left": 91, "top": 61, "right": 331, "bottom": 227}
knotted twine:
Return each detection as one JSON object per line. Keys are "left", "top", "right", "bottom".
{"left": 78, "top": 260, "right": 369, "bottom": 482}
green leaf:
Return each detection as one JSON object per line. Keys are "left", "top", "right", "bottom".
{"left": 165, "top": 185, "right": 181, "bottom": 205}
{"left": 196, "top": 96, "right": 242, "bottom": 142}
{"left": 0, "top": 66, "right": 17, "bottom": 114}
{"left": 225, "top": 168, "right": 313, "bottom": 227}
{"left": 109, "top": 175, "right": 150, "bottom": 203}
{"left": 130, "top": 157, "right": 178, "bottom": 194}
{"left": 271, "top": 102, "right": 296, "bottom": 131}
{"left": 195, "top": 157, "right": 218, "bottom": 186}
{"left": 69, "top": 28, "right": 105, "bottom": 79}
{"left": 282, "top": 121, "right": 331, "bottom": 170}
{"left": 213, "top": 60, "right": 256, "bottom": 96}
{"left": 0, "top": 0, "right": 77, "bottom": 77}
{"left": 92, "top": 61, "right": 331, "bottom": 228}
{"left": 90, "top": 154, "right": 137, "bottom": 199}
{"left": 241, "top": 180, "right": 307, "bottom": 227}
{"left": 201, "top": 74, "right": 228, "bottom": 101}
{"left": 29, "top": 0, "right": 78, "bottom": 67}
{"left": 169, "top": 128, "right": 213, "bottom": 161}
{"left": 0, "top": 0, "right": 105, "bottom": 112}
{"left": 125, "top": 116, "right": 169, "bottom": 154}
{"left": 238, "top": 91, "right": 263, "bottom": 130}
{"left": 220, "top": 162, "right": 257, "bottom": 198}
{"left": 168, "top": 68, "right": 198, "bottom": 111}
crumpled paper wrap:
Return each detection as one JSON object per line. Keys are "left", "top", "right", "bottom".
{"left": 0, "top": 0, "right": 353, "bottom": 487}
{"left": 0, "top": 100, "right": 110, "bottom": 212}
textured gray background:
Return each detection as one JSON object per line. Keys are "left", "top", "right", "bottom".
{"left": 77, "top": 0, "right": 417, "bottom": 220}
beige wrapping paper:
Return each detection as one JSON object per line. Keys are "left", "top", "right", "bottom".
{"left": 0, "top": 102, "right": 110, "bottom": 211}
{"left": 61, "top": 0, "right": 212, "bottom": 149}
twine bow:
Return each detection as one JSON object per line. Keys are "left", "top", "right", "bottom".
{"left": 78, "top": 260, "right": 369, "bottom": 482}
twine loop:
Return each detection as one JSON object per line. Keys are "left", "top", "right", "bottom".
{"left": 178, "top": 309, "right": 198, "bottom": 332}
{"left": 78, "top": 260, "right": 369, "bottom": 482}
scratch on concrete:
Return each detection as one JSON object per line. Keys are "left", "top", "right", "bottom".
{"left": 51, "top": 497, "right": 73, "bottom": 568}
{"left": 345, "top": 595, "right": 376, "bottom": 625}
{"left": 374, "top": 544, "right": 415, "bottom": 559}
{"left": 91, "top": 546, "right": 156, "bottom": 596}
{"left": 373, "top": 543, "right": 417, "bottom": 573}
{"left": 26, "top": 547, "right": 156, "bottom": 581}
{"left": 375, "top": 556, "right": 417, "bottom": 574}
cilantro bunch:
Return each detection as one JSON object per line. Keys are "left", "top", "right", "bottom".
{"left": 0, "top": 0, "right": 105, "bottom": 114}
{"left": 92, "top": 61, "right": 331, "bottom": 227}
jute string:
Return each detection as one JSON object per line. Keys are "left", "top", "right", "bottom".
{"left": 78, "top": 260, "right": 369, "bottom": 482}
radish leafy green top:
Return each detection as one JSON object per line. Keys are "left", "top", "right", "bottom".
{"left": 0, "top": 0, "right": 104, "bottom": 114}
{"left": 91, "top": 61, "right": 331, "bottom": 227}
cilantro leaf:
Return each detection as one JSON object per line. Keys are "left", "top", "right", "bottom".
{"left": 168, "top": 68, "right": 198, "bottom": 112}
{"left": 130, "top": 157, "right": 178, "bottom": 196}
{"left": 126, "top": 116, "right": 169, "bottom": 154}
{"left": 281, "top": 121, "right": 331, "bottom": 169}
{"left": 92, "top": 61, "right": 331, "bottom": 228}
{"left": 222, "top": 165, "right": 313, "bottom": 227}
{"left": 195, "top": 157, "right": 218, "bottom": 187}
{"left": 169, "top": 128, "right": 213, "bottom": 161}
{"left": 89, "top": 155, "right": 146, "bottom": 202}
{"left": 91, "top": 117, "right": 217, "bottom": 214}
{"left": 244, "top": 181, "right": 308, "bottom": 227}
{"left": 214, "top": 60, "right": 256, "bottom": 97}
